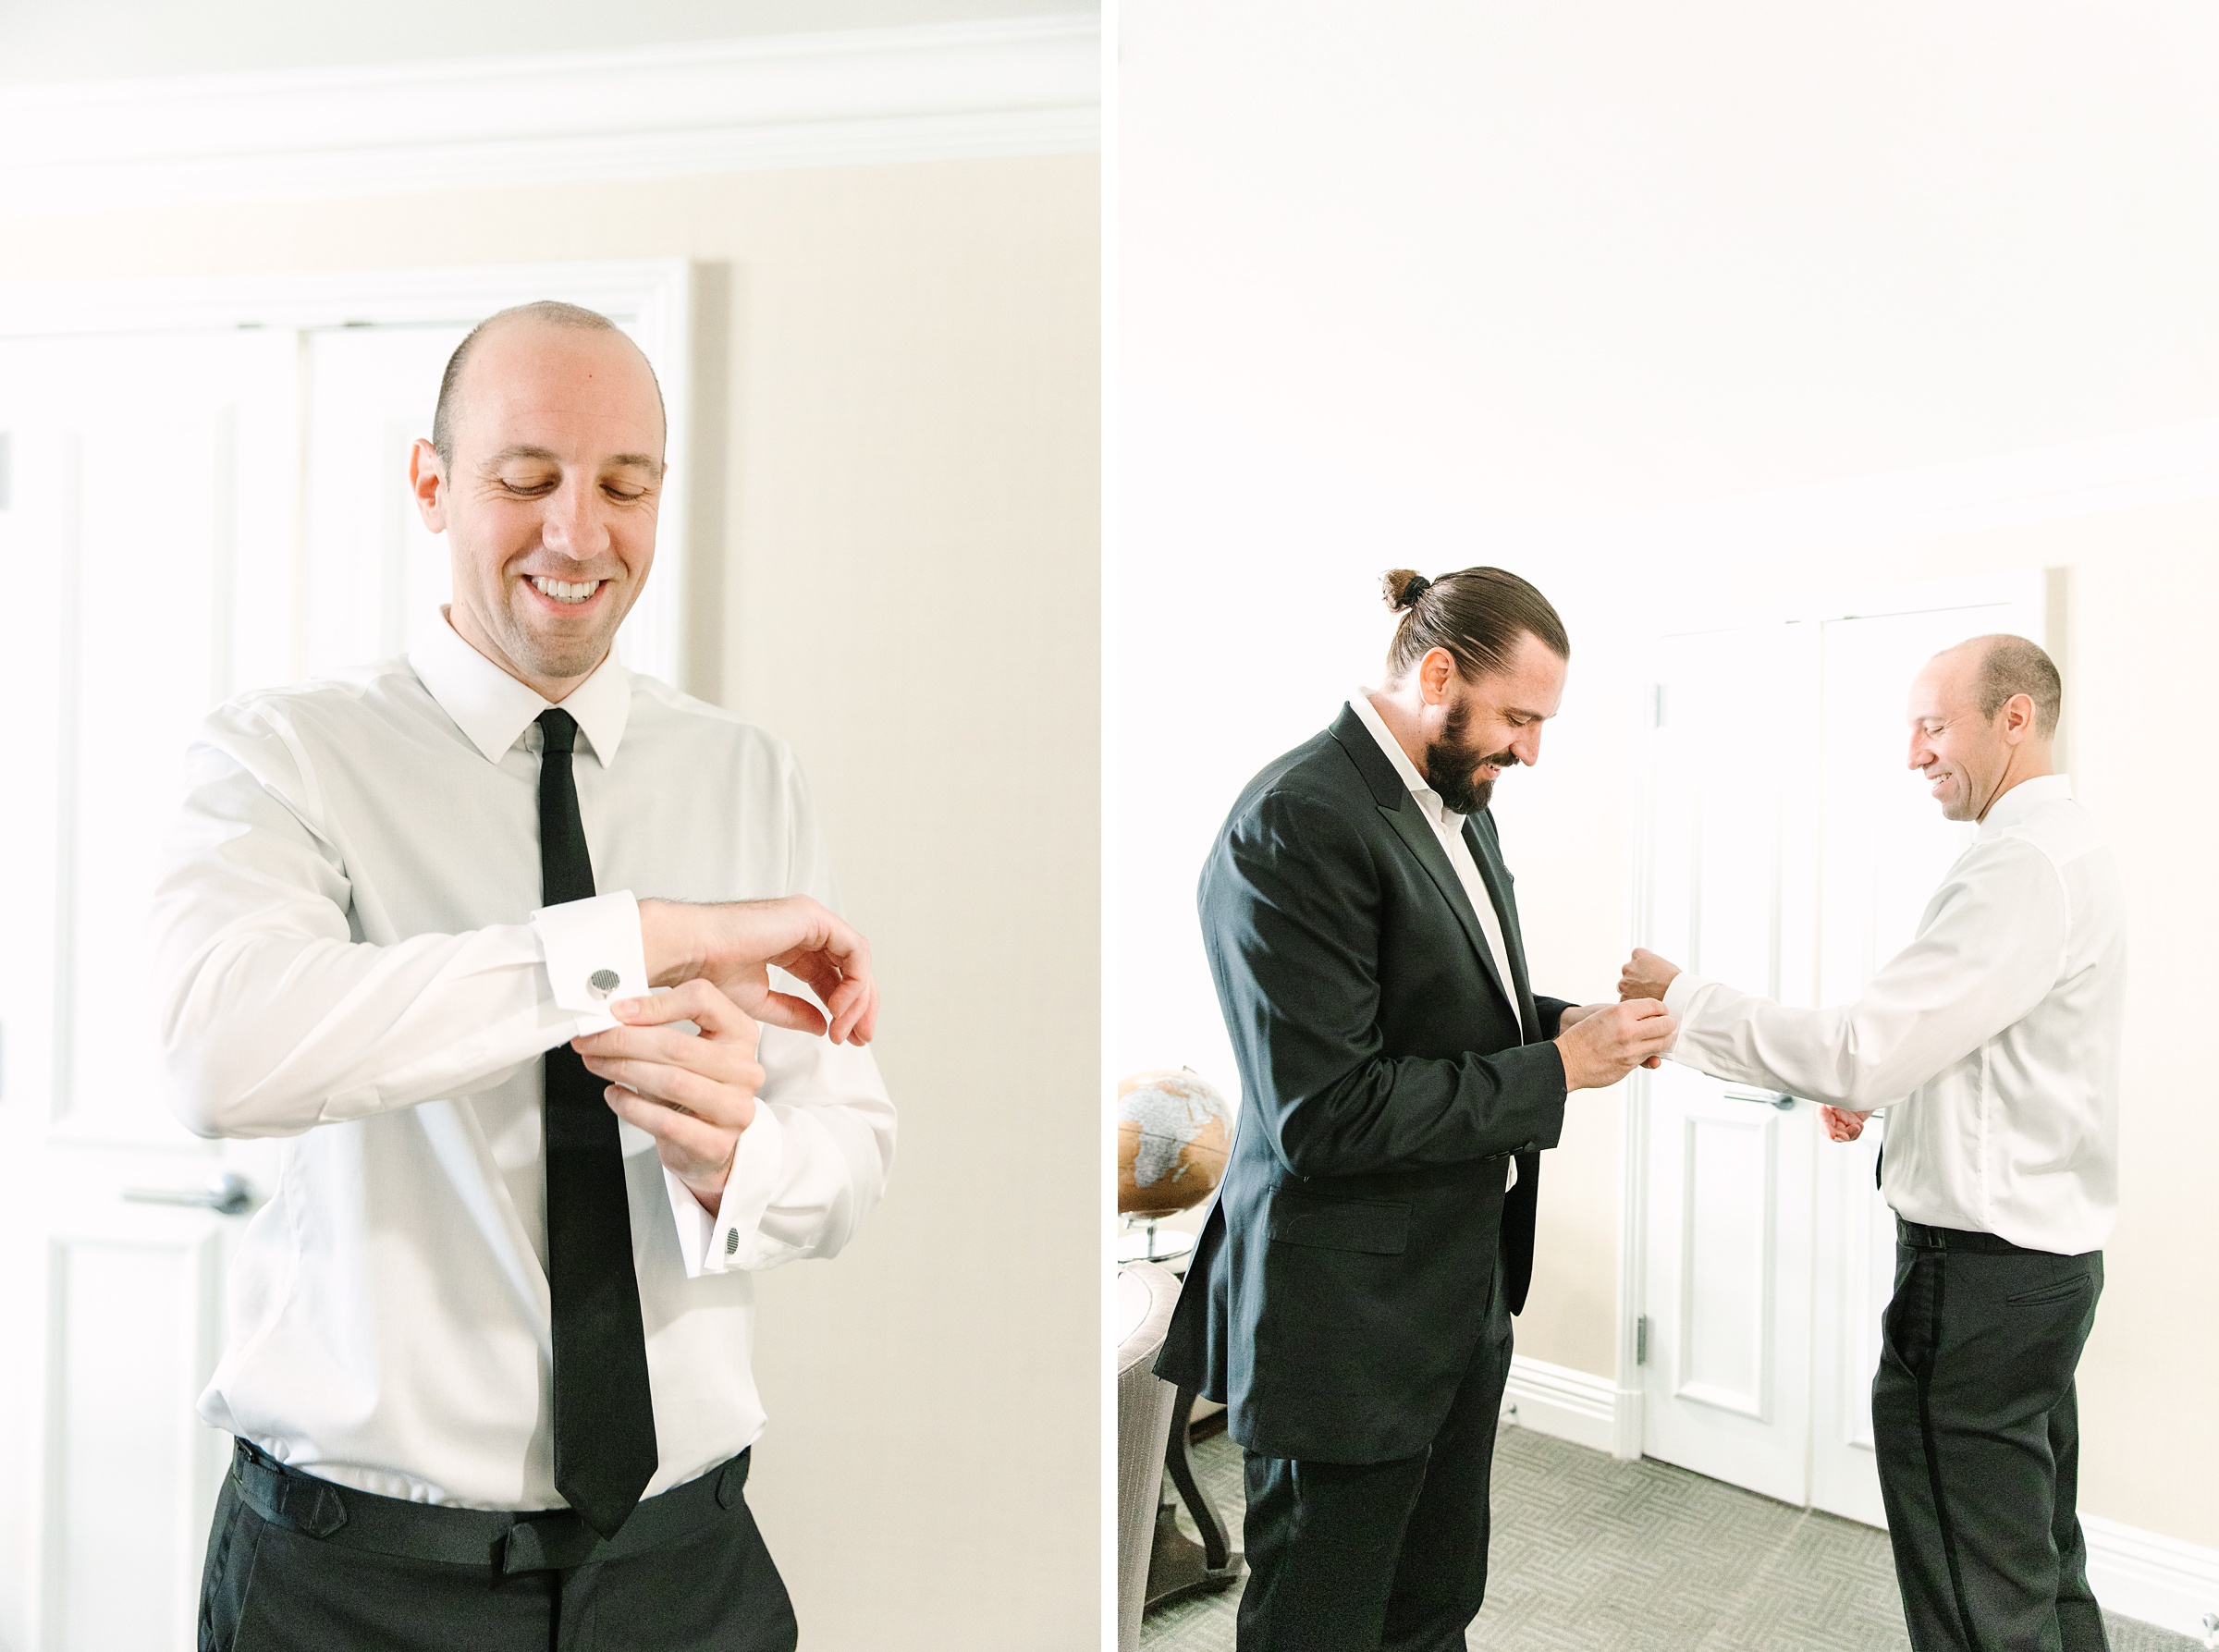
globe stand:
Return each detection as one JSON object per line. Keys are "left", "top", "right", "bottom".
{"left": 1117, "top": 1216, "right": 1197, "bottom": 1266}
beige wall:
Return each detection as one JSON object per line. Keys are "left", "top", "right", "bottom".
{"left": 2, "top": 153, "right": 1101, "bottom": 1646}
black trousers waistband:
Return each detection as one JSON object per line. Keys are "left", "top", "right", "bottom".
{"left": 230, "top": 1438, "right": 750, "bottom": 1574}
{"left": 1894, "top": 1218, "right": 2092, "bottom": 1258}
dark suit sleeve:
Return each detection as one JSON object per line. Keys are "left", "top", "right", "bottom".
{"left": 1534, "top": 996, "right": 1575, "bottom": 1036}
{"left": 1201, "top": 787, "right": 1567, "bottom": 1181}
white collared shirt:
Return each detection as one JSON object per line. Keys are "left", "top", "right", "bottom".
{"left": 1348, "top": 691, "right": 1525, "bottom": 1036}
{"left": 1663, "top": 774, "right": 2122, "bottom": 1254}
{"left": 150, "top": 612, "right": 896, "bottom": 1507}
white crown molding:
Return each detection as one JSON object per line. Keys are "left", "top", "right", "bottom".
{"left": 0, "top": 16, "right": 1099, "bottom": 215}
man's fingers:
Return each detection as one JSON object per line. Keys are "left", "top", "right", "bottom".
{"left": 611, "top": 978, "right": 742, "bottom": 1034}
{"left": 606, "top": 1084, "right": 739, "bottom": 1165}
{"left": 773, "top": 938, "right": 874, "bottom": 1044}
{"left": 745, "top": 989, "right": 831, "bottom": 1036}
{"left": 826, "top": 977, "right": 877, "bottom": 1046}
{"left": 582, "top": 1054, "right": 750, "bottom": 1122}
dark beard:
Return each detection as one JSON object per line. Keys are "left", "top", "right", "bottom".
{"left": 1423, "top": 697, "right": 1517, "bottom": 816}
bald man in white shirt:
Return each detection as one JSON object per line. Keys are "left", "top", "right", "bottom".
{"left": 159, "top": 301, "right": 893, "bottom": 1652}
{"left": 1620, "top": 635, "right": 2120, "bottom": 1652}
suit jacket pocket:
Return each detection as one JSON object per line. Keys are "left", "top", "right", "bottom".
{"left": 1267, "top": 1190, "right": 1409, "bottom": 1254}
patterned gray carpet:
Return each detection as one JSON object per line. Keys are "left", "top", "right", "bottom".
{"left": 1142, "top": 1424, "right": 2198, "bottom": 1652}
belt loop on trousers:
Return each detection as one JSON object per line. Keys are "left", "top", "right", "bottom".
{"left": 233, "top": 1439, "right": 348, "bottom": 1538}
{"left": 715, "top": 1450, "right": 750, "bottom": 1510}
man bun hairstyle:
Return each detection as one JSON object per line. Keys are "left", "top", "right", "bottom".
{"left": 1383, "top": 569, "right": 1434, "bottom": 610}
{"left": 1969, "top": 633, "right": 2063, "bottom": 739}
{"left": 430, "top": 299, "right": 665, "bottom": 467}
{"left": 1381, "top": 565, "right": 1570, "bottom": 683}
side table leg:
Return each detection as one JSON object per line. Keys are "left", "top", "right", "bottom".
{"left": 1161, "top": 1388, "right": 1233, "bottom": 1571}
{"left": 1144, "top": 1388, "right": 1246, "bottom": 1610}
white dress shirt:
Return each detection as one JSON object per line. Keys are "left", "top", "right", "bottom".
{"left": 1348, "top": 691, "right": 1525, "bottom": 1034}
{"left": 1663, "top": 774, "right": 2122, "bottom": 1254}
{"left": 149, "top": 612, "right": 896, "bottom": 1507}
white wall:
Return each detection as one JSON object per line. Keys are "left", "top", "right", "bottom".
{"left": 1118, "top": 0, "right": 2219, "bottom": 1549}
{"left": 3, "top": 150, "right": 1099, "bottom": 1652}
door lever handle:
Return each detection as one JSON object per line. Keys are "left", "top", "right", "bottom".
{"left": 123, "top": 1170, "right": 256, "bottom": 1217}
{"left": 1721, "top": 1086, "right": 1796, "bottom": 1110}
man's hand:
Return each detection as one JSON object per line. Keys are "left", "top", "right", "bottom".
{"left": 1819, "top": 1104, "right": 1869, "bottom": 1143}
{"left": 1555, "top": 999, "right": 1678, "bottom": 1091}
{"left": 573, "top": 978, "right": 765, "bottom": 1212}
{"left": 1559, "top": 1001, "right": 1664, "bottom": 1068}
{"left": 640, "top": 895, "right": 877, "bottom": 1046}
{"left": 1618, "top": 948, "right": 1682, "bottom": 1005}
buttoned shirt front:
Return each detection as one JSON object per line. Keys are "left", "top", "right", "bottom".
{"left": 1348, "top": 691, "right": 1526, "bottom": 1036}
{"left": 1663, "top": 774, "right": 2122, "bottom": 1254}
{"left": 149, "top": 613, "right": 896, "bottom": 1507}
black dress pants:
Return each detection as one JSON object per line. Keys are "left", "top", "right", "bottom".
{"left": 1873, "top": 1221, "right": 2107, "bottom": 1652}
{"left": 1235, "top": 1265, "right": 1515, "bottom": 1652}
{"left": 199, "top": 1440, "right": 797, "bottom": 1652}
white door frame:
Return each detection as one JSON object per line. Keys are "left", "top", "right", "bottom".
{"left": 0, "top": 259, "right": 697, "bottom": 688}
{"left": 1614, "top": 567, "right": 2060, "bottom": 1471}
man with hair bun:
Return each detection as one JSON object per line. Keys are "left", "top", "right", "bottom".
{"left": 1158, "top": 565, "right": 1677, "bottom": 1652}
{"left": 1620, "top": 632, "right": 2119, "bottom": 1652}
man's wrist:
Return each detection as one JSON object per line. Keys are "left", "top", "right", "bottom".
{"left": 640, "top": 899, "right": 706, "bottom": 988}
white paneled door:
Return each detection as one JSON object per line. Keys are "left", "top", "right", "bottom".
{"left": 0, "top": 263, "right": 690, "bottom": 1652}
{"left": 1637, "top": 577, "right": 2049, "bottom": 1524}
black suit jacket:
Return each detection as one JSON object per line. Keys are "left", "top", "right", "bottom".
{"left": 1155, "top": 704, "right": 1572, "bottom": 1464}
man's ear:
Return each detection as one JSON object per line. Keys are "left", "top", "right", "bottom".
{"left": 2000, "top": 691, "right": 2037, "bottom": 745}
{"left": 409, "top": 438, "right": 448, "bottom": 532}
{"left": 1419, "top": 647, "right": 1457, "bottom": 705}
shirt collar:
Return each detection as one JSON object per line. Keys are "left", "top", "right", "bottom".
{"left": 1979, "top": 771, "right": 2071, "bottom": 836}
{"left": 1347, "top": 691, "right": 1453, "bottom": 826}
{"left": 408, "top": 608, "right": 631, "bottom": 768}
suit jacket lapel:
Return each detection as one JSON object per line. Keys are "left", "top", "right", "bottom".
{"left": 1330, "top": 704, "right": 1522, "bottom": 1026}
{"left": 1465, "top": 814, "right": 1539, "bottom": 1040}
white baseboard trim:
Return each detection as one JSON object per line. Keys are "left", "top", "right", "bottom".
{"left": 1499, "top": 1362, "right": 2219, "bottom": 1642}
{"left": 2084, "top": 1515, "right": 2219, "bottom": 1644}
{"left": 0, "top": 16, "right": 1098, "bottom": 214}
{"left": 1499, "top": 1354, "right": 1623, "bottom": 1457}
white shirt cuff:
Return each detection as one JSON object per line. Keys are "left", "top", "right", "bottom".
{"left": 531, "top": 891, "right": 648, "bottom": 1034}
{"left": 1661, "top": 970, "right": 1713, "bottom": 1066}
{"left": 665, "top": 1105, "right": 788, "bottom": 1278}
{"left": 1662, "top": 969, "right": 1709, "bottom": 1022}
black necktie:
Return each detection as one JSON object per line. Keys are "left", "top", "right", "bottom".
{"left": 537, "top": 707, "right": 658, "bottom": 1536}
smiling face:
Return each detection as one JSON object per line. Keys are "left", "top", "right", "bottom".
{"left": 410, "top": 317, "right": 666, "bottom": 698}
{"left": 1417, "top": 630, "right": 1567, "bottom": 814}
{"left": 1906, "top": 642, "right": 2041, "bottom": 823}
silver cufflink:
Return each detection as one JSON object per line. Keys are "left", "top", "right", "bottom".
{"left": 588, "top": 969, "right": 620, "bottom": 999}
{"left": 724, "top": 1229, "right": 740, "bottom": 1256}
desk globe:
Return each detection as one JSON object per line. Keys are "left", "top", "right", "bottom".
{"left": 1117, "top": 1068, "right": 1233, "bottom": 1218}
